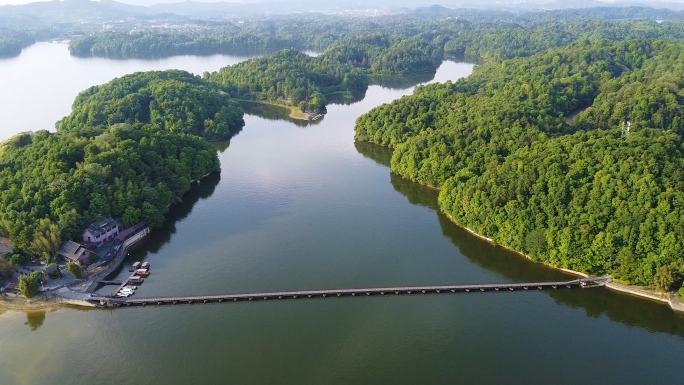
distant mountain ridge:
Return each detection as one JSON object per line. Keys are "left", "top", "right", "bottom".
{"left": 1, "top": 0, "right": 683, "bottom": 22}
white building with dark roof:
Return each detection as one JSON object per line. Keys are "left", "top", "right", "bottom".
{"left": 82, "top": 218, "right": 121, "bottom": 247}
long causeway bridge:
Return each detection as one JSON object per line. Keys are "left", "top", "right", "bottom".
{"left": 88, "top": 277, "right": 610, "bottom": 308}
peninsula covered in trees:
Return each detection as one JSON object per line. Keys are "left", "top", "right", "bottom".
{"left": 0, "top": 70, "right": 231, "bottom": 259}
{"left": 0, "top": 29, "right": 34, "bottom": 58}
{"left": 355, "top": 39, "right": 684, "bottom": 292}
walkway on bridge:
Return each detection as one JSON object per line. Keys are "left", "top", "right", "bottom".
{"left": 89, "top": 277, "right": 611, "bottom": 308}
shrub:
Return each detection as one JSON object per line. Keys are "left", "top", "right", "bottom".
{"left": 18, "top": 275, "right": 40, "bottom": 298}
{"left": 66, "top": 262, "right": 83, "bottom": 279}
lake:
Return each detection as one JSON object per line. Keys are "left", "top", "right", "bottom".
{"left": 0, "top": 43, "right": 683, "bottom": 385}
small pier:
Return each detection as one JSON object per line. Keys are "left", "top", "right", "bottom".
{"left": 98, "top": 281, "right": 123, "bottom": 286}
{"left": 89, "top": 277, "right": 611, "bottom": 308}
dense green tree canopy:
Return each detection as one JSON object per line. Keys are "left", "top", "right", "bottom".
{"left": 0, "top": 29, "right": 34, "bottom": 58}
{"left": 356, "top": 39, "right": 684, "bottom": 288}
{"left": 206, "top": 50, "right": 367, "bottom": 113}
{"left": 58, "top": 70, "right": 244, "bottom": 141}
{"left": 0, "top": 125, "right": 220, "bottom": 254}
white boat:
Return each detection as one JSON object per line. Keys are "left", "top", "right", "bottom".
{"left": 123, "top": 285, "right": 138, "bottom": 290}
{"left": 116, "top": 292, "right": 132, "bottom": 297}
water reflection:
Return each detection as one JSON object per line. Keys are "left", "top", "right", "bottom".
{"left": 358, "top": 141, "right": 684, "bottom": 339}
{"left": 354, "top": 141, "right": 392, "bottom": 167}
{"left": 238, "top": 101, "right": 322, "bottom": 127}
{"left": 370, "top": 72, "right": 436, "bottom": 90}
{"left": 70, "top": 48, "right": 278, "bottom": 60}
{"left": 132, "top": 172, "right": 222, "bottom": 257}
{"left": 326, "top": 90, "right": 366, "bottom": 106}
{"left": 212, "top": 140, "right": 232, "bottom": 154}
{"left": 24, "top": 311, "right": 45, "bottom": 331}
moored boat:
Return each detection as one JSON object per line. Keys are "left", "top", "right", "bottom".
{"left": 128, "top": 276, "right": 144, "bottom": 284}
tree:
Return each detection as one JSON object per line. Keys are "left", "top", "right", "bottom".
{"left": 0, "top": 258, "right": 14, "bottom": 279}
{"left": 653, "top": 266, "right": 675, "bottom": 292}
{"left": 122, "top": 207, "right": 141, "bottom": 228}
{"left": 45, "top": 263, "right": 61, "bottom": 279}
{"left": 66, "top": 262, "right": 83, "bottom": 279}
{"left": 18, "top": 274, "right": 40, "bottom": 299}
{"left": 142, "top": 202, "right": 164, "bottom": 229}
{"left": 29, "top": 218, "right": 62, "bottom": 262}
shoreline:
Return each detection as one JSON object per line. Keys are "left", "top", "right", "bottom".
{"left": 236, "top": 99, "right": 312, "bottom": 121}
{"left": 0, "top": 295, "right": 66, "bottom": 311}
{"left": 1, "top": 170, "right": 217, "bottom": 312}
{"left": 447, "top": 213, "right": 684, "bottom": 313}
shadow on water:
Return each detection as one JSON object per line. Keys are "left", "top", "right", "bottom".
{"left": 132, "top": 172, "right": 222, "bottom": 258}
{"left": 358, "top": 141, "right": 684, "bottom": 339}
{"left": 239, "top": 101, "right": 323, "bottom": 127}
{"left": 212, "top": 140, "right": 232, "bottom": 154}
{"left": 354, "top": 141, "right": 393, "bottom": 167}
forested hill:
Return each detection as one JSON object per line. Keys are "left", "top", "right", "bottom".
{"left": 0, "top": 70, "right": 243, "bottom": 258}
{"left": 0, "top": 127, "right": 220, "bottom": 257}
{"left": 204, "top": 36, "right": 443, "bottom": 114}
{"left": 0, "top": 29, "right": 34, "bottom": 58}
{"left": 58, "top": 70, "right": 244, "bottom": 141}
{"left": 355, "top": 39, "right": 684, "bottom": 290}
{"left": 68, "top": 17, "right": 684, "bottom": 63}
{"left": 206, "top": 50, "right": 367, "bottom": 114}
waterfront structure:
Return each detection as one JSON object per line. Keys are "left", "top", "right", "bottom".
{"left": 83, "top": 218, "right": 121, "bottom": 246}
{"left": 57, "top": 240, "right": 91, "bottom": 266}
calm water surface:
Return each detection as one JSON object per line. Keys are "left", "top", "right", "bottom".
{"left": 0, "top": 45, "right": 683, "bottom": 385}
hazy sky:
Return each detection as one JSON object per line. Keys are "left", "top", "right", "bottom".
{"left": 0, "top": 0, "right": 252, "bottom": 5}
{"left": 0, "top": 0, "right": 675, "bottom": 6}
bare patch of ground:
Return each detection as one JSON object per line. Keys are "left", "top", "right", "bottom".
{"left": 0, "top": 237, "right": 12, "bottom": 254}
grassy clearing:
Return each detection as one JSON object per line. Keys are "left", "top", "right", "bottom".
{"left": 236, "top": 99, "right": 310, "bottom": 120}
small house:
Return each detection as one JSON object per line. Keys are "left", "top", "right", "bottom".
{"left": 57, "top": 240, "right": 91, "bottom": 266}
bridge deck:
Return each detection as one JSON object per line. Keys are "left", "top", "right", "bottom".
{"left": 89, "top": 278, "right": 610, "bottom": 307}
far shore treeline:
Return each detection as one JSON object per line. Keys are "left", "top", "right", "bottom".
{"left": 1, "top": 9, "right": 684, "bottom": 296}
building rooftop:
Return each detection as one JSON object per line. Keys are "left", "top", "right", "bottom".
{"left": 85, "top": 218, "right": 120, "bottom": 238}
{"left": 57, "top": 241, "right": 87, "bottom": 262}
